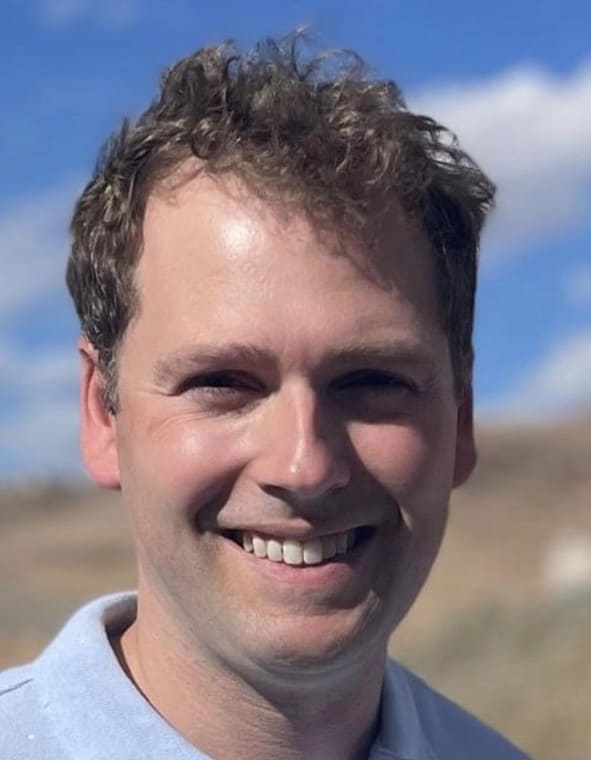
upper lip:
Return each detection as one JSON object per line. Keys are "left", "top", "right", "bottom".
{"left": 220, "top": 523, "right": 376, "bottom": 541}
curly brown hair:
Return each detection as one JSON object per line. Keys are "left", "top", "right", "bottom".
{"left": 66, "top": 33, "right": 495, "bottom": 412}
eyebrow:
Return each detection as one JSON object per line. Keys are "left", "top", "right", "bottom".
{"left": 154, "top": 343, "right": 275, "bottom": 385}
{"left": 330, "top": 341, "right": 438, "bottom": 369}
{"left": 153, "top": 340, "right": 439, "bottom": 385}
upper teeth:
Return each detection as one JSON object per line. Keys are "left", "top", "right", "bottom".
{"left": 242, "top": 529, "right": 356, "bottom": 565}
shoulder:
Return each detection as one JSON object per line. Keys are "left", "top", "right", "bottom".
{"left": 0, "top": 662, "right": 35, "bottom": 720}
{"left": 0, "top": 662, "right": 61, "bottom": 758}
{"left": 0, "top": 593, "right": 137, "bottom": 759}
{"left": 384, "top": 660, "right": 531, "bottom": 760}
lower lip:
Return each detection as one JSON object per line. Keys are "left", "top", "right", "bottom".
{"left": 222, "top": 531, "right": 378, "bottom": 587}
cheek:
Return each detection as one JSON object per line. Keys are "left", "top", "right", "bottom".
{"left": 352, "top": 415, "right": 456, "bottom": 508}
{"left": 357, "top": 426, "right": 428, "bottom": 488}
{"left": 117, "top": 410, "right": 249, "bottom": 519}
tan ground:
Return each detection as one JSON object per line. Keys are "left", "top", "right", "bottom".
{"left": 1, "top": 418, "right": 590, "bottom": 759}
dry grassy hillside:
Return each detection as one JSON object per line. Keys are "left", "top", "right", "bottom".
{"left": 1, "top": 418, "right": 590, "bottom": 759}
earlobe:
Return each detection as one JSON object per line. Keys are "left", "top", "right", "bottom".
{"left": 78, "top": 337, "right": 121, "bottom": 488}
{"left": 452, "top": 387, "right": 477, "bottom": 489}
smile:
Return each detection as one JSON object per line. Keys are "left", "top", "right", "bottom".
{"left": 225, "top": 527, "right": 375, "bottom": 566}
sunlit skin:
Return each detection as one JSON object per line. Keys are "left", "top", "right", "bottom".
{"left": 79, "top": 172, "right": 475, "bottom": 760}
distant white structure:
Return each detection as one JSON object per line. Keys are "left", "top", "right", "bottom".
{"left": 542, "top": 531, "right": 591, "bottom": 596}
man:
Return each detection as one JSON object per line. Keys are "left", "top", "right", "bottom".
{"left": 0, "top": 34, "right": 530, "bottom": 759}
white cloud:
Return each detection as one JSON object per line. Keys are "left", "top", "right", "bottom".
{"left": 0, "top": 342, "right": 81, "bottom": 481}
{"left": 0, "top": 341, "right": 78, "bottom": 399}
{"left": 480, "top": 327, "right": 591, "bottom": 420}
{"left": 564, "top": 264, "right": 591, "bottom": 308}
{"left": 0, "top": 398, "right": 83, "bottom": 482}
{"left": 37, "top": 0, "right": 140, "bottom": 28}
{"left": 410, "top": 62, "right": 591, "bottom": 256}
{"left": 0, "top": 179, "right": 81, "bottom": 324}
{"left": 0, "top": 179, "right": 90, "bottom": 480}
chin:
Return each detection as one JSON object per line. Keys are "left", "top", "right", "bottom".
{"left": 238, "top": 599, "right": 390, "bottom": 681}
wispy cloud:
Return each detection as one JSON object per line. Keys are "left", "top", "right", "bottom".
{"left": 0, "top": 179, "right": 80, "bottom": 324}
{"left": 37, "top": 0, "right": 140, "bottom": 29}
{"left": 480, "top": 327, "right": 591, "bottom": 420}
{"left": 410, "top": 62, "right": 591, "bottom": 257}
{"left": 0, "top": 341, "right": 78, "bottom": 399}
{"left": 563, "top": 264, "right": 591, "bottom": 309}
{"left": 0, "top": 181, "right": 82, "bottom": 481}
{"left": 0, "top": 398, "right": 82, "bottom": 482}
{"left": 0, "top": 342, "right": 82, "bottom": 482}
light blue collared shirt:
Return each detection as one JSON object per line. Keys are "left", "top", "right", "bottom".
{"left": 0, "top": 593, "right": 530, "bottom": 759}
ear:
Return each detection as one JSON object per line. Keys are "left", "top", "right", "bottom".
{"left": 78, "top": 336, "right": 120, "bottom": 488}
{"left": 452, "top": 386, "right": 477, "bottom": 488}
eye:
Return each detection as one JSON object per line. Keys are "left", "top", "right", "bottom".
{"left": 331, "top": 370, "right": 419, "bottom": 420}
{"left": 334, "top": 370, "right": 416, "bottom": 393}
{"left": 179, "top": 371, "right": 262, "bottom": 398}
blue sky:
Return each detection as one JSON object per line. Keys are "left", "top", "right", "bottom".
{"left": 1, "top": 0, "right": 590, "bottom": 480}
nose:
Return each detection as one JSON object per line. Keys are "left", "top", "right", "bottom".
{"left": 249, "top": 383, "right": 351, "bottom": 504}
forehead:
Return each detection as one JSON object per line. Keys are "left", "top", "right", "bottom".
{"left": 144, "top": 173, "right": 436, "bottom": 282}
{"left": 131, "top": 173, "right": 443, "bottom": 360}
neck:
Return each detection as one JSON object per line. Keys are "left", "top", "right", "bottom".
{"left": 115, "top": 592, "right": 386, "bottom": 760}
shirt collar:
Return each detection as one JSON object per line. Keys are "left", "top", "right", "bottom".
{"left": 369, "top": 659, "right": 436, "bottom": 760}
{"left": 35, "top": 593, "right": 207, "bottom": 760}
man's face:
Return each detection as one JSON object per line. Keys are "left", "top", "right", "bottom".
{"left": 90, "top": 173, "right": 474, "bottom": 677}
